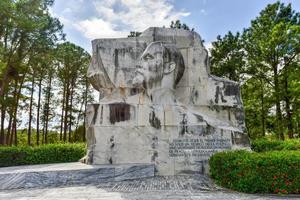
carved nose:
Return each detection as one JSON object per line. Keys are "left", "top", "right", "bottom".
{"left": 135, "top": 65, "right": 143, "bottom": 75}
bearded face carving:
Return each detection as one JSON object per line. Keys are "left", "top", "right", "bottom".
{"left": 132, "top": 42, "right": 185, "bottom": 91}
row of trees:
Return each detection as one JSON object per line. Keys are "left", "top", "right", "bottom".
{"left": 0, "top": 0, "right": 93, "bottom": 146}
{"left": 210, "top": 2, "right": 300, "bottom": 139}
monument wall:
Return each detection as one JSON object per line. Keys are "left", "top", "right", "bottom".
{"left": 85, "top": 27, "right": 250, "bottom": 175}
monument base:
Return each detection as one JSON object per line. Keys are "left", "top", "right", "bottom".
{"left": 85, "top": 102, "right": 250, "bottom": 175}
{"left": 0, "top": 162, "right": 154, "bottom": 190}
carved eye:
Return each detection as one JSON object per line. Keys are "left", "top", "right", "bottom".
{"left": 143, "top": 53, "right": 154, "bottom": 60}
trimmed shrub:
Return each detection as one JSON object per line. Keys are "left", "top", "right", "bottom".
{"left": 209, "top": 150, "right": 300, "bottom": 194}
{"left": 251, "top": 139, "right": 300, "bottom": 152}
{"left": 0, "top": 143, "right": 86, "bottom": 167}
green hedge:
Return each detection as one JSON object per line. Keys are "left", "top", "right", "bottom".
{"left": 0, "top": 143, "right": 86, "bottom": 167}
{"left": 251, "top": 139, "right": 300, "bottom": 152}
{"left": 209, "top": 150, "right": 300, "bottom": 194}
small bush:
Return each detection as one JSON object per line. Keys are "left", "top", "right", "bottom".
{"left": 209, "top": 150, "right": 300, "bottom": 194}
{"left": 251, "top": 139, "right": 300, "bottom": 152}
{"left": 0, "top": 143, "right": 86, "bottom": 167}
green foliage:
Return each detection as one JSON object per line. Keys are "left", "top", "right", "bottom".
{"left": 210, "top": 2, "right": 300, "bottom": 139}
{"left": 56, "top": 42, "right": 91, "bottom": 143}
{"left": 0, "top": 0, "right": 92, "bottom": 146}
{"left": 209, "top": 150, "right": 300, "bottom": 194}
{"left": 170, "top": 20, "right": 194, "bottom": 31}
{"left": 241, "top": 78, "right": 274, "bottom": 139}
{"left": 15, "top": 130, "right": 62, "bottom": 146}
{"left": 251, "top": 139, "right": 300, "bottom": 152}
{"left": 71, "top": 125, "right": 86, "bottom": 143}
{"left": 128, "top": 31, "right": 142, "bottom": 37}
{"left": 0, "top": 143, "right": 86, "bottom": 167}
{"left": 243, "top": 2, "right": 300, "bottom": 139}
{"left": 210, "top": 31, "right": 245, "bottom": 82}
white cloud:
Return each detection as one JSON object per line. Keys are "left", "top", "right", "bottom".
{"left": 62, "top": 8, "right": 72, "bottom": 14}
{"left": 74, "top": 0, "right": 190, "bottom": 39}
{"left": 49, "top": 7, "right": 72, "bottom": 26}
{"left": 75, "top": 18, "right": 128, "bottom": 39}
{"left": 204, "top": 42, "right": 213, "bottom": 56}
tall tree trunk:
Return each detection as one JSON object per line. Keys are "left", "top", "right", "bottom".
{"left": 42, "top": 120, "right": 45, "bottom": 144}
{"left": 83, "top": 79, "right": 88, "bottom": 142}
{"left": 74, "top": 89, "right": 85, "bottom": 142}
{"left": 74, "top": 103, "right": 83, "bottom": 141}
{"left": 68, "top": 81, "right": 75, "bottom": 142}
{"left": 27, "top": 75, "right": 35, "bottom": 146}
{"left": 63, "top": 81, "right": 70, "bottom": 142}
{"left": 60, "top": 83, "right": 66, "bottom": 141}
{"left": 0, "top": 89, "right": 7, "bottom": 146}
{"left": 11, "top": 75, "right": 25, "bottom": 146}
{"left": 42, "top": 119, "right": 45, "bottom": 144}
{"left": 44, "top": 114, "right": 49, "bottom": 144}
{"left": 273, "top": 66, "right": 284, "bottom": 140}
{"left": 44, "top": 75, "right": 52, "bottom": 144}
{"left": 6, "top": 80, "right": 18, "bottom": 145}
{"left": 0, "top": 105, "right": 6, "bottom": 145}
{"left": 283, "top": 68, "right": 293, "bottom": 139}
{"left": 0, "top": 84, "right": 8, "bottom": 145}
{"left": 0, "top": 81, "right": 11, "bottom": 145}
{"left": 12, "top": 103, "right": 18, "bottom": 146}
{"left": 36, "top": 78, "right": 42, "bottom": 145}
{"left": 0, "top": 59, "right": 13, "bottom": 145}
{"left": 260, "top": 79, "right": 265, "bottom": 137}
{"left": 12, "top": 120, "right": 17, "bottom": 146}
{"left": 6, "top": 111, "right": 13, "bottom": 145}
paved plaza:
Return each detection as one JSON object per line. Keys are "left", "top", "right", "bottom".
{"left": 0, "top": 175, "right": 299, "bottom": 200}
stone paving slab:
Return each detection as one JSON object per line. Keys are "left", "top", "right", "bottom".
{"left": 0, "top": 163, "right": 154, "bottom": 190}
{"left": 95, "top": 175, "right": 219, "bottom": 192}
{"left": 0, "top": 175, "right": 299, "bottom": 200}
{"left": 1, "top": 185, "right": 298, "bottom": 200}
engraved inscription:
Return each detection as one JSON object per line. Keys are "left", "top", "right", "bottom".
{"left": 169, "top": 138, "right": 231, "bottom": 157}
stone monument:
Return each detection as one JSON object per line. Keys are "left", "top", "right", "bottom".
{"left": 84, "top": 27, "right": 250, "bottom": 175}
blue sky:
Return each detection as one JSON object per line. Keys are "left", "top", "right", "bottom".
{"left": 50, "top": 0, "right": 300, "bottom": 52}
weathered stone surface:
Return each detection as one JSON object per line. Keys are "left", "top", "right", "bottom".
{"left": 0, "top": 163, "right": 154, "bottom": 190}
{"left": 0, "top": 176, "right": 298, "bottom": 200}
{"left": 85, "top": 27, "right": 250, "bottom": 175}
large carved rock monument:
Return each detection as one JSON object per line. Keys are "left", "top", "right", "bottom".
{"left": 85, "top": 27, "right": 250, "bottom": 175}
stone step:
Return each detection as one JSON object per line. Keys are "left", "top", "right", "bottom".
{"left": 0, "top": 162, "right": 155, "bottom": 190}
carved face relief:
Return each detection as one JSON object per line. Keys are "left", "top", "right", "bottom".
{"left": 132, "top": 42, "right": 164, "bottom": 89}
{"left": 132, "top": 42, "right": 185, "bottom": 93}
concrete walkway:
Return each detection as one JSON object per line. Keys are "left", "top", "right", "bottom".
{"left": 0, "top": 175, "right": 299, "bottom": 200}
